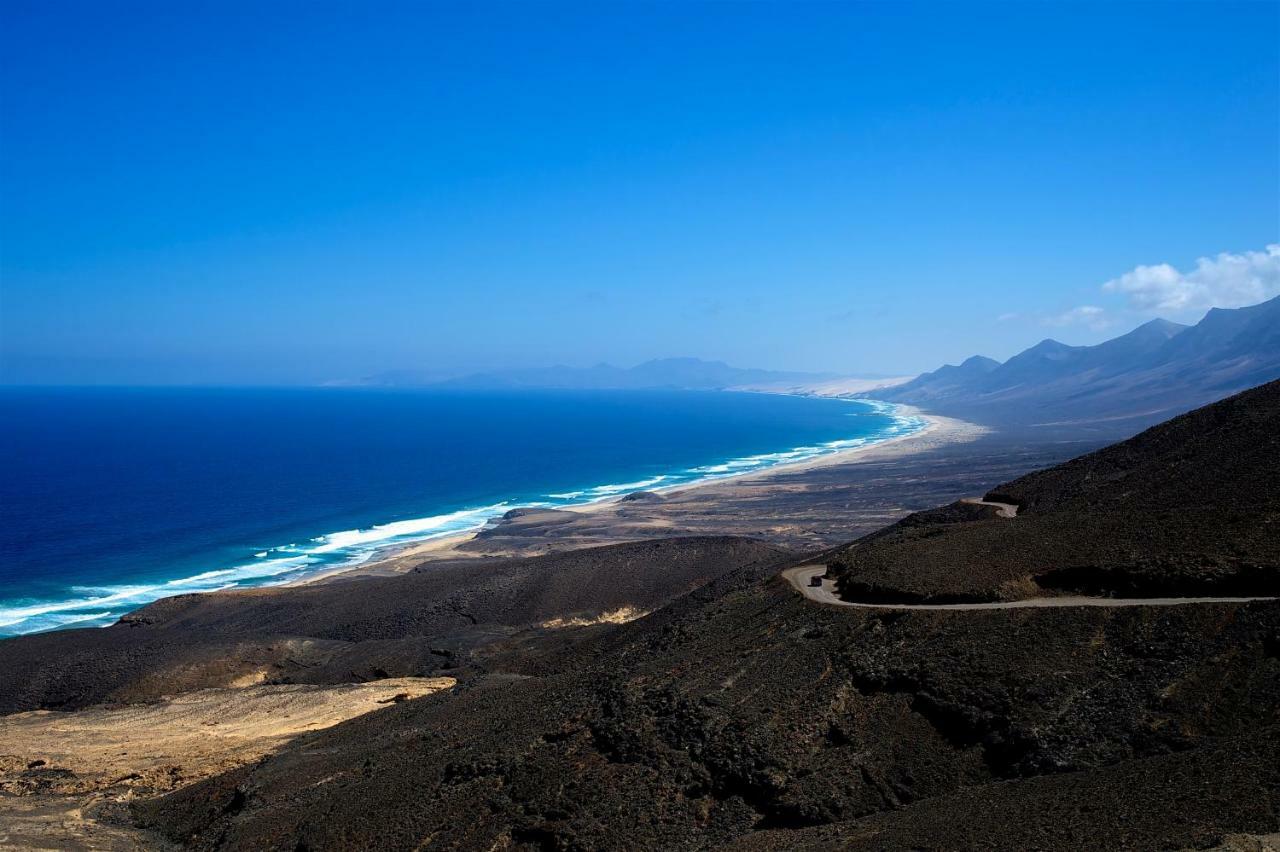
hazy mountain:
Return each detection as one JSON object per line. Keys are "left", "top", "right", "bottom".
{"left": 357, "top": 357, "right": 840, "bottom": 391}
{"left": 871, "top": 296, "right": 1280, "bottom": 432}
{"left": 874, "top": 354, "right": 999, "bottom": 403}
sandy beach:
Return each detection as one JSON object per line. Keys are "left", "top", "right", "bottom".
{"left": 296, "top": 408, "right": 995, "bottom": 584}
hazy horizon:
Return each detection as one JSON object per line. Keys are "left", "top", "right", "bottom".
{"left": 2, "top": 296, "right": 1276, "bottom": 389}
{"left": 2, "top": 1, "right": 1278, "bottom": 386}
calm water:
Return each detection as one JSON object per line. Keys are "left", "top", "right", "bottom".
{"left": 0, "top": 387, "right": 921, "bottom": 635}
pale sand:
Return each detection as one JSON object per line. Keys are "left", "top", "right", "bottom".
{"left": 0, "top": 678, "right": 455, "bottom": 849}
{"left": 296, "top": 409, "right": 987, "bottom": 584}
{"left": 0, "top": 677, "right": 455, "bottom": 794}
{"left": 727, "top": 376, "right": 916, "bottom": 397}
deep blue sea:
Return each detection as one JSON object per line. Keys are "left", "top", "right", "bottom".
{"left": 0, "top": 387, "right": 921, "bottom": 636}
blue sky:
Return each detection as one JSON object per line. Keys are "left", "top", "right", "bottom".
{"left": 2, "top": 0, "right": 1277, "bottom": 384}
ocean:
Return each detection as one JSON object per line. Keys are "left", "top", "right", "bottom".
{"left": 0, "top": 387, "right": 922, "bottom": 636}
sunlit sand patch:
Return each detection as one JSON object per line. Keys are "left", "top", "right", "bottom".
{"left": 539, "top": 606, "right": 650, "bottom": 629}
{"left": 0, "top": 677, "right": 455, "bottom": 798}
{"left": 225, "top": 669, "right": 270, "bottom": 688}
{"left": 0, "top": 677, "right": 455, "bottom": 848}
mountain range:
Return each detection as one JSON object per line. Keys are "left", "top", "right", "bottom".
{"left": 354, "top": 358, "right": 844, "bottom": 392}
{"left": 867, "top": 295, "right": 1280, "bottom": 432}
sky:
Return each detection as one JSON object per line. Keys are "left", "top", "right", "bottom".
{"left": 1, "top": 0, "right": 1278, "bottom": 385}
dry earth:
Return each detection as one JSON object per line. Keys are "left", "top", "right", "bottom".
{"left": 0, "top": 677, "right": 454, "bottom": 850}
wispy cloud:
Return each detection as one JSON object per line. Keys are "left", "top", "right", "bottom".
{"left": 1101, "top": 244, "right": 1280, "bottom": 313}
{"left": 1042, "top": 305, "right": 1111, "bottom": 331}
{"left": 997, "top": 306, "right": 1112, "bottom": 331}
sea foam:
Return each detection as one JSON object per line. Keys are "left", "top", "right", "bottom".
{"left": 0, "top": 400, "right": 925, "bottom": 637}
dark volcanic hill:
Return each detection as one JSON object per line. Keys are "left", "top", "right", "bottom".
{"left": 0, "top": 537, "right": 789, "bottom": 715}
{"left": 870, "top": 296, "right": 1280, "bottom": 432}
{"left": 137, "top": 584, "right": 1279, "bottom": 851}
{"left": 829, "top": 378, "right": 1280, "bottom": 602}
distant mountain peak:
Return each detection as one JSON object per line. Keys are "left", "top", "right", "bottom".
{"left": 960, "top": 355, "right": 1000, "bottom": 370}
{"left": 640, "top": 357, "right": 726, "bottom": 367}
{"left": 1134, "top": 317, "right": 1188, "bottom": 336}
{"left": 1026, "top": 338, "right": 1072, "bottom": 353}
{"left": 354, "top": 357, "right": 840, "bottom": 391}
{"left": 864, "top": 298, "right": 1280, "bottom": 432}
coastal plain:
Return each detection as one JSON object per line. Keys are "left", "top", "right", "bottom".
{"left": 329, "top": 411, "right": 1064, "bottom": 576}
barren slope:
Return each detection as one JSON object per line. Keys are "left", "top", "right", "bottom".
{"left": 828, "top": 380, "right": 1280, "bottom": 602}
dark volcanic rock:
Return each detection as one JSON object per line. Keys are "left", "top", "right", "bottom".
{"left": 134, "top": 573, "right": 1280, "bottom": 850}
{"left": 0, "top": 537, "right": 789, "bottom": 714}
{"left": 620, "top": 490, "right": 664, "bottom": 502}
{"left": 737, "top": 730, "right": 1280, "bottom": 850}
{"left": 829, "top": 379, "right": 1280, "bottom": 602}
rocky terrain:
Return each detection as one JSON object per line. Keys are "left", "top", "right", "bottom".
{"left": 135, "top": 561, "right": 1279, "bottom": 850}
{"left": 0, "top": 537, "right": 789, "bottom": 715}
{"left": 0, "top": 678, "right": 453, "bottom": 850}
{"left": 1, "top": 382, "right": 1278, "bottom": 850}
{"left": 829, "top": 378, "right": 1280, "bottom": 603}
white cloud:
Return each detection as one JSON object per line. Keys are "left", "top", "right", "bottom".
{"left": 1042, "top": 305, "right": 1112, "bottom": 331}
{"left": 1102, "top": 244, "right": 1280, "bottom": 313}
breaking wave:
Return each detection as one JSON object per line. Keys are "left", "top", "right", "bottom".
{"left": 0, "top": 399, "right": 924, "bottom": 637}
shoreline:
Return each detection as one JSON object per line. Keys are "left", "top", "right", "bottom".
{"left": 293, "top": 405, "right": 983, "bottom": 586}
{"left": 286, "top": 398, "right": 938, "bottom": 585}
{"left": 1, "top": 399, "right": 965, "bottom": 632}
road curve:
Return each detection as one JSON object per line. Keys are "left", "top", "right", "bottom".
{"left": 782, "top": 565, "right": 1277, "bottom": 610}
{"left": 960, "top": 497, "right": 1019, "bottom": 518}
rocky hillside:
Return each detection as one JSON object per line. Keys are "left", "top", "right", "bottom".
{"left": 0, "top": 537, "right": 788, "bottom": 714}
{"left": 831, "top": 378, "right": 1280, "bottom": 602}
{"left": 135, "top": 557, "right": 1280, "bottom": 850}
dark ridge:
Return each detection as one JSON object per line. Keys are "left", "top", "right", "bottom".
{"left": 1033, "top": 562, "right": 1280, "bottom": 599}
{"left": 135, "top": 584, "right": 1280, "bottom": 850}
{"left": 830, "top": 579, "right": 994, "bottom": 606}
{"left": 0, "top": 536, "right": 789, "bottom": 714}
{"left": 827, "top": 379, "right": 1280, "bottom": 601}
{"left": 735, "top": 730, "right": 1280, "bottom": 851}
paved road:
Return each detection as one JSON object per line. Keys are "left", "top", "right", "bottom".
{"left": 782, "top": 565, "right": 1277, "bottom": 610}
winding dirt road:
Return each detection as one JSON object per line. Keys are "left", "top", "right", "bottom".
{"left": 782, "top": 565, "right": 1277, "bottom": 610}
{"left": 784, "top": 494, "right": 1275, "bottom": 610}
{"left": 960, "top": 497, "right": 1019, "bottom": 518}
